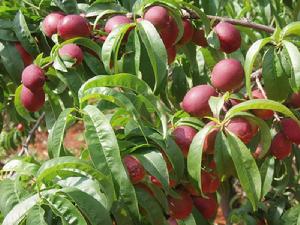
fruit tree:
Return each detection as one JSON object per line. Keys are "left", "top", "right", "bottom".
{"left": 0, "top": 0, "right": 300, "bottom": 224}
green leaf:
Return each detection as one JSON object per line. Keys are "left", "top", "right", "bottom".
{"left": 226, "top": 132, "right": 261, "bottom": 210}
{"left": 225, "top": 99, "right": 299, "bottom": 122}
{"left": 2, "top": 193, "right": 40, "bottom": 225}
{"left": 187, "top": 125, "right": 213, "bottom": 192}
{"left": 43, "top": 193, "right": 87, "bottom": 225}
{"left": 214, "top": 132, "right": 235, "bottom": 177}
{"left": 48, "top": 108, "right": 75, "bottom": 158}
{"left": 2, "top": 159, "right": 39, "bottom": 176}
{"left": 209, "top": 94, "right": 228, "bottom": 120}
{"left": 134, "top": 148, "right": 169, "bottom": 191}
{"left": 283, "top": 41, "right": 300, "bottom": 91}
{"left": 0, "top": 179, "right": 28, "bottom": 216}
{"left": 282, "top": 205, "right": 300, "bottom": 225}
{"left": 13, "top": 11, "right": 39, "bottom": 56}
{"left": 53, "top": 0, "right": 79, "bottom": 14}
{"left": 260, "top": 157, "right": 275, "bottom": 198}
{"left": 79, "top": 74, "right": 168, "bottom": 137}
{"left": 281, "top": 21, "right": 300, "bottom": 38}
{"left": 262, "top": 47, "right": 290, "bottom": 101}
{"left": 137, "top": 20, "right": 167, "bottom": 93}
{"left": 82, "top": 105, "right": 140, "bottom": 223}
{"left": 135, "top": 187, "right": 165, "bottom": 225}
{"left": 26, "top": 205, "right": 47, "bottom": 225}
{"left": 59, "top": 188, "right": 113, "bottom": 225}
{"left": 0, "top": 41, "right": 24, "bottom": 84}
{"left": 0, "top": 29, "right": 17, "bottom": 41}
{"left": 170, "top": 65, "right": 188, "bottom": 104}
{"left": 14, "top": 85, "right": 35, "bottom": 122}
{"left": 244, "top": 38, "right": 272, "bottom": 98}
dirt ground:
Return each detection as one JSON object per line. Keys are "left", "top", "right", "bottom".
{"left": 28, "top": 122, "right": 226, "bottom": 224}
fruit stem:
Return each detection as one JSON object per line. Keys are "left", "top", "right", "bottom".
{"left": 18, "top": 112, "right": 45, "bottom": 156}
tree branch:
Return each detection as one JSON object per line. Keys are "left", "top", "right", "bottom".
{"left": 18, "top": 112, "right": 45, "bottom": 156}
{"left": 206, "top": 15, "right": 275, "bottom": 33}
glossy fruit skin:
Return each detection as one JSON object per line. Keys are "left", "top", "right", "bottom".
{"left": 201, "top": 170, "right": 220, "bottom": 193}
{"left": 289, "top": 92, "right": 300, "bottom": 108}
{"left": 21, "top": 86, "right": 45, "bottom": 112}
{"left": 167, "top": 46, "right": 176, "bottom": 64}
{"left": 192, "top": 28, "right": 208, "bottom": 47}
{"left": 105, "top": 15, "right": 131, "bottom": 33}
{"left": 16, "top": 123, "right": 25, "bottom": 132}
{"left": 172, "top": 125, "right": 197, "bottom": 157}
{"left": 193, "top": 194, "right": 218, "bottom": 219}
{"left": 143, "top": 6, "right": 169, "bottom": 30}
{"left": 123, "top": 155, "right": 145, "bottom": 184}
{"left": 150, "top": 176, "right": 176, "bottom": 188}
{"left": 167, "top": 217, "right": 178, "bottom": 225}
{"left": 168, "top": 190, "right": 193, "bottom": 219}
{"left": 15, "top": 43, "right": 33, "bottom": 66}
{"left": 182, "top": 85, "right": 218, "bottom": 118}
{"left": 42, "top": 12, "right": 65, "bottom": 37}
{"left": 58, "top": 44, "right": 83, "bottom": 65}
{"left": 177, "top": 19, "right": 194, "bottom": 46}
{"left": 203, "top": 121, "right": 219, "bottom": 154}
{"left": 214, "top": 22, "right": 241, "bottom": 53}
{"left": 160, "top": 17, "right": 179, "bottom": 48}
{"left": 21, "top": 64, "right": 45, "bottom": 91}
{"left": 252, "top": 89, "right": 274, "bottom": 120}
{"left": 57, "top": 15, "right": 90, "bottom": 40}
{"left": 211, "top": 59, "right": 244, "bottom": 92}
{"left": 270, "top": 132, "right": 292, "bottom": 160}
{"left": 226, "top": 117, "right": 257, "bottom": 144}
{"left": 281, "top": 118, "right": 300, "bottom": 144}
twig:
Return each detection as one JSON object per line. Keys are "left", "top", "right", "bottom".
{"left": 18, "top": 112, "right": 45, "bottom": 156}
{"left": 206, "top": 15, "right": 275, "bottom": 33}
{"left": 254, "top": 76, "right": 281, "bottom": 121}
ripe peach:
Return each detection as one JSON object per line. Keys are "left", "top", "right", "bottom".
{"left": 211, "top": 59, "right": 244, "bottom": 92}
{"left": 150, "top": 176, "right": 176, "bottom": 188}
{"left": 167, "top": 46, "right": 176, "bottom": 64}
{"left": 192, "top": 28, "right": 208, "bottom": 47}
{"left": 177, "top": 19, "right": 194, "bottom": 46}
{"left": 104, "top": 15, "right": 131, "bottom": 33}
{"left": 226, "top": 117, "right": 257, "bottom": 144}
{"left": 193, "top": 194, "right": 218, "bottom": 219}
{"left": 172, "top": 125, "right": 197, "bottom": 157}
{"left": 143, "top": 5, "right": 169, "bottom": 30}
{"left": 15, "top": 43, "right": 33, "bottom": 67}
{"left": 281, "top": 118, "right": 300, "bottom": 144}
{"left": 57, "top": 15, "right": 90, "bottom": 40}
{"left": 203, "top": 121, "right": 219, "bottom": 154}
{"left": 289, "top": 92, "right": 300, "bottom": 108}
{"left": 182, "top": 85, "right": 218, "bottom": 118}
{"left": 201, "top": 170, "right": 220, "bottom": 193}
{"left": 167, "top": 217, "right": 178, "bottom": 225}
{"left": 168, "top": 190, "right": 193, "bottom": 219}
{"left": 270, "top": 132, "right": 292, "bottom": 160}
{"left": 252, "top": 89, "right": 274, "bottom": 120}
{"left": 21, "top": 64, "right": 45, "bottom": 91}
{"left": 42, "top": 12, "right": 65, "bottom": 37}
{"left": 214, "top": 22, "right": 241, "bottom": 53}
{"left": 16, "top": 123, "right": 24, "bottom": 132}
{"left": 58, "top": 44, "right": 83, "bottom": 65}
{"left": 160, "top": 17, "right": 178, "bottom": 49}
{"left": 21, "top": 86, "right": 45, "bottom": 112}
{"left": 123, "top": 155, "right": 145, "bottom": 184}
